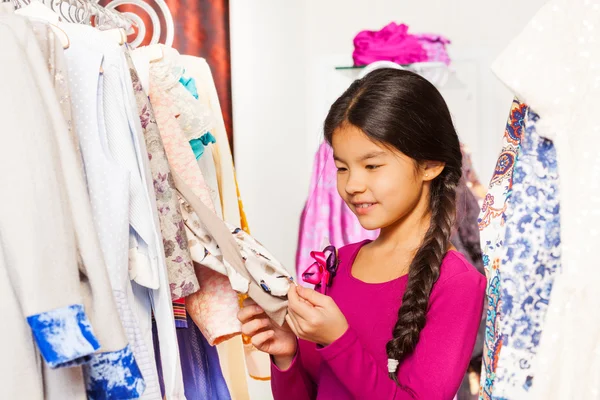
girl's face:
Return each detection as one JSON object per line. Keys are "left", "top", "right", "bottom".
{"left": 331, "top": 124, "right": 427, "bottom": 231}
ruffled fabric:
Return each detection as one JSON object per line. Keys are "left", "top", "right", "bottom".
{"left": 190, "top": 132, "right": 217, "bottom": 160}
{"left": 151, "top": 46, "right": 215, "bottom": 141}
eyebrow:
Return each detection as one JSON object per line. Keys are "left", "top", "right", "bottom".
{"left": 333, "top": 150, "right": 387, "bottom": 163}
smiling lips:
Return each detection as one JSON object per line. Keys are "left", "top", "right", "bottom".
{"left": 353, "top": 202, "right": 377, "bottom": 215}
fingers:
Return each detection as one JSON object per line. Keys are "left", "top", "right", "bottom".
{"left": 241, "top": 316, "right": 271, "bottom": 336}
{"left": 237, "top": 304, "right": 266, "bottom": 324}
{"left": 242, "top": 297, "right": 258, "bottom": 308}
{"left": 296, "top": 285, "right": 330, "bottom": 307}
{"left": 250, "top": 330, "right": 275, "bottom": 349}
{"left": 287, "top": 285, "right": 315, "bottom": 319}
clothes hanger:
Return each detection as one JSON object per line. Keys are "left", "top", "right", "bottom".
{"left": 102, "top": 0, "right": 173, "bottom": 47}
{"left": 87, "top": 2, "right": 128, "bottom": 46}
{"left": 14, "top": 0, "right": 70, "bottom": 48}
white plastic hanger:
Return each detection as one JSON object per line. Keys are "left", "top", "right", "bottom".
{"left": 101, "top": 27, "right": 127, "bottom": 45}
{"left": 15, "top": 0, "right": 70, "bottom": 48}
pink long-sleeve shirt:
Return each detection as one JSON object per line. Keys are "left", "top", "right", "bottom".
{"left": 273, "top": 240, "right": 486, "bottom": 399}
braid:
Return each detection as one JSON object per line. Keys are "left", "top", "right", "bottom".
{"left": 386, "top": 170, "right": 459, "bottom": 383}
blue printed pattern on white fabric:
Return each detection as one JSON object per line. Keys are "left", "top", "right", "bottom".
{"left": 84, "top": 344, "right": 146, "bottom": 400}
{"left": 493, "top": 107, "right": 561, "bottom": 398}
{"left": 26, "top": 304, "right": 100, "bottom": 368}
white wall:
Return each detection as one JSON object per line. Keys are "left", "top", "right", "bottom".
{"left": 230, "top": 2, "right": 547, "bottom": 397}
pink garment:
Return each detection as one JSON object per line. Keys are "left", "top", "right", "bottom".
{"left": 148, "top": 83, "right": 214, "bottom": 210}
{"left": 273, "top": 241, "right": 486, "bottom": 400}
{"left": 149, "top": 77, "right": 241, "bottom": 343}
{"left": 353, "top": 22, "right": 428, "bottom": 66}
{"left": 417, "top": 33, "right": 452, "bottom": 65}
{"left": 185, "top": 266, "right": 241, "bottom": 345}
{"left": 295, "top": 143, "right": 378, "bottom": 282}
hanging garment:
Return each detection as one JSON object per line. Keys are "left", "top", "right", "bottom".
{"left": 453, "top": 180, "right": 484, "bottom": 274}
{"left": 478, "top": 99, "right": 525, "bottom": 400}
{"left": 124, "top": 51, "right": 199, "bottom": 301}
{"left": 29, "top": 21, "right": 79, "bottom": 158}
{"left": 461, "top": 144, "right": 487, "bottom": 201}
{"left": 61, "top": 23, "right": 167, "bottom": 399}
{"left": 181, "top": 197, "right": 291, "bottom": 298}
{"left": 0, "top": 18, "right": 94, "bottom": 400}
{"left": 178, "top": 55, "right": 262, "bottom": 387}
{"left": 122, "top": 47, "right": 189, "bottom": 400}
{"left": 0, "top": 15, "right": 144, "bottom": 399}
{"left": 149, "top": 65, "right": 216, "bottom": 213}
{"left": 173, "top": 172, "right": 291, "bottom": 325}
{"left": 177, "top": 314, "right": 232, "bottom": 400}
{"left": 491, "top": 107, "right": 561, "bottom": 398}
{"left": 97, "top": 39, "right": 161, "bottom": 293}
{"left": 149, "top": 46, "right": 215, "bottom": 143}
{"left": 296, "top": 142, "right": 379, "bottom": 278}
{"left": 179, "top": 55, "right": 241, "bottom": 226}
{"left": 121, "top": 49, "right": 187, "bottom": 400}
{"left": 492, "top": 1, "right": 598, "bottom": 398}
{"left": 198, "top": 142, "right": 224, "bottom": 219}
{"left": 150, "top": 56, "right": 242, "bottom": 343}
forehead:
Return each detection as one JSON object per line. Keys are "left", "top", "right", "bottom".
{"left": 331, "top": 124, "right": 389, "bottom": 160}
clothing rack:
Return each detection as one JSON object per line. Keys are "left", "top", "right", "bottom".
{"left": 8, "top": 0, "right": 173, "bottom": 47}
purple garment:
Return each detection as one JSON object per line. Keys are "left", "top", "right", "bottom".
{"left": 274, "top": 241, "right": 486, "bottom": 399}
{"left": 152, "top": 318, "right": 231, "bottom": 400}
{"left": 353, "top": 23, "right": 429, "bottom": 66}
{"left": 295, "top": 142, "right": 378, "bottom": 280}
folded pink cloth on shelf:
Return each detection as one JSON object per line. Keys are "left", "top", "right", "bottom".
{"left": 353, "top": 22, "right": 428, "bottom": 66}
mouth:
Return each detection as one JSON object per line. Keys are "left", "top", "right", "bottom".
{"left": 352, "top": 202, "right": 377, "bottom": 215}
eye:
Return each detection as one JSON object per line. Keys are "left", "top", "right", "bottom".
{"left": 336, "top": 167, "right": 348, "bottom": 173}
{"left": 366, "top": 165, "right": 381, "bottom": 170}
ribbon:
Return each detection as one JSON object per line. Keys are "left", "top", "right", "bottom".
{"left": 301, "top": 245, "right": 338, "bottom": 294}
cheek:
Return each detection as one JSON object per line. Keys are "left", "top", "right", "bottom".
{"left": 374, "top": 169, "right": 421, "bottom": 208}
{"left": 336, "top": 173, "right": 348, "bottom": 199}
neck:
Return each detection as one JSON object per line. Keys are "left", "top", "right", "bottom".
{"left": 375, "top": 188, "right": 432, "bottom": 255}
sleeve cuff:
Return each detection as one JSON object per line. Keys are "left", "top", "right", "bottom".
{"left": 84, "top": 344, "right": 146, "bottom": 400}
{"left": 270, "top": 343, "right": 300, "bottom": 374}
{"left": 26, "top": 304, "right": 100, "bottom": 368}
{"left": 317, "top": 327, "right": 358, "bottom": 362}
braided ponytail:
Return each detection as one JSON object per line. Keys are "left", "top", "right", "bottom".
{"left": 386, "top": 171, "right": 460, "bottom": 382}
{"left": 324, "top": 68, "right": 463, "bottom": 383}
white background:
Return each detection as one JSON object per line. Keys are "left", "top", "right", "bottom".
{"left": 229, "top": 1, "right": 548, "bottom": 398}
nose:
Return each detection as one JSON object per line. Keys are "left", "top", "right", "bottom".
{"left": 344, "top": 170, "right": 367, "bottom": 196}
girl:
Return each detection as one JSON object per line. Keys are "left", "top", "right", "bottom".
{"left": 238, "top": 68, "right": 486, "bottom": 399}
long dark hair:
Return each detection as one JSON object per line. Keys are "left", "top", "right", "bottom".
{"left": 324, "top": 68, "right": 462, "bottom": 382}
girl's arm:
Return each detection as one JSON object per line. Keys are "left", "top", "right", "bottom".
{"left": 271, "top": 341, "right": 318, "bottom": 400}
{"left": 315, "top": 270, "right": 485, "bottom": 399}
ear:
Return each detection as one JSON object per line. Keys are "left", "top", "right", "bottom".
{"left": 421, "top": 161, "right": 445, "bottom": 182}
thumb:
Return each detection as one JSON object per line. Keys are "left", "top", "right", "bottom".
{"left": 296, "top": 285, "right": 329, "bottom": 307}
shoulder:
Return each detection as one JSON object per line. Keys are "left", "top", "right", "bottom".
{"left": 337, "top": 240, "right": 370, "bottom": 264}
{"left": 434, "top": 250, "right": 486, "bottom": 296}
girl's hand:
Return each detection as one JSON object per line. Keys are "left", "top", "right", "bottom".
{"left": 286, "top": 285, "right": 349, "bottom": 346}
{"left": 237, "top": 298, "right": 297, "bottom": 369}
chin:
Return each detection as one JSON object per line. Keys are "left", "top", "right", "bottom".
{"left": 357, "top": 216, "right": 384, "bottom": 231}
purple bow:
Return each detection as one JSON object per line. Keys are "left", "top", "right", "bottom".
{"left": 301, "top": 245, "right": 338, "bottom": 294}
